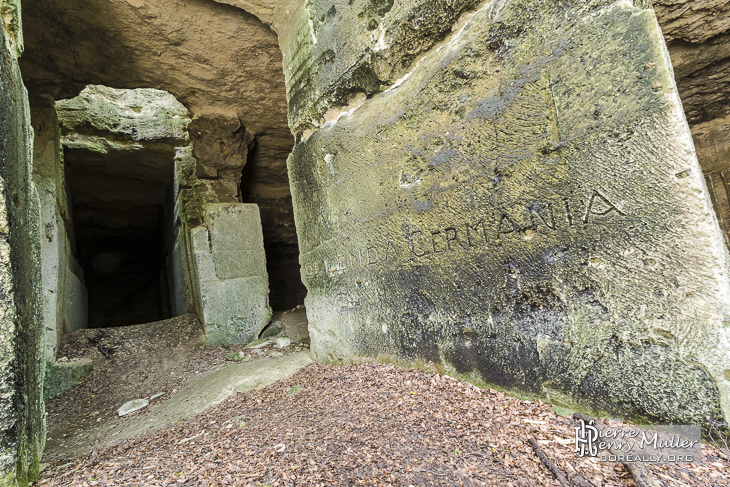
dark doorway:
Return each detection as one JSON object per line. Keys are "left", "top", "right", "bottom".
{"left": 241, "top": 133, "right": 307, "bottom": 311}
{"left": 65, "top": 146, "right": 175, "bottom": 328}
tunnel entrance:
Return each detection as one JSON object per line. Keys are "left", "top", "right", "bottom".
{"left": 56, "top": 86, "right": 191, "bottom": 329}
{"left": 66, "top": 146, "right": 174, "bottom": 328}
{"left": 20, "top": 0, "right": 306, "bottom": 356}
{"left": 52, "top": 83, "right": 304, "bottom": 341}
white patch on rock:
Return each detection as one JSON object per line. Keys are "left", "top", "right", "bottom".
{"left": 117, "top": 399, "right": 149, "bottom": 417}
{"left": 274, "top": 337, "right": 291, "bottom": 348}
{"left": 373, "top": 24, "right": 388, "bottom": 51}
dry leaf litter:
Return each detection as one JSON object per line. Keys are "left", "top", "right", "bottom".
{"left": 38, "top": 362, "right": 729, "bottom": 487}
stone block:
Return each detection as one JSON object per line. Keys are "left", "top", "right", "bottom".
{"left": 189, "top": 114, "right": 249, "bottom": 177}
{"left": 196, "top": 164, "right": 218, "bottom": 179}
{"left": 43, "top": 359, "right": 93, "bottom": 401}
{"left": 190, "top": 203, "right": 272, "bottom": 345}
{"left": 288, "top": 0, "right": 730, "bottom": 424}
{"left": 212, "top": 250, "right": 267, "bottom": 280}
{"left": 37, "top": 184, "right": 64, "bottom": 360}
{"left": 206, "top": 203, "right": 265, "bottom": 251}
{"left": 197, "top": 276, "right": 272, "bottom": 346}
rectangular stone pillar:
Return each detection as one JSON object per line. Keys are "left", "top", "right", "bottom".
{"left": 190, "top": 203, "right": 272, "bottom": 345}
{"left": 286, "top": 0, "right": 730, "bottom": 425}
{"left": 31, "top": 104, "right": 88, "bottom": 361}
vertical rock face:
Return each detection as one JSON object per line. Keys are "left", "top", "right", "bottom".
{"left": 653, "top": 0, "right": 730, "bottom": 44}
{"left": 653, "top": 2, "right": 730, "bottom": 251}
{"left": 0, "top": 0, "right": 44, "bottom": 483}
{"left": 30, "top": 103, "right": 82, "bottom": 362}
{"left": 285, "top": 0, "right": 730, "bottom": 424}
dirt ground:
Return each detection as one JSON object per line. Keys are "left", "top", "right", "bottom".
{"left": 44, "top": 308, "right": 310, "bottom": 463}
{"left": 39, "top": 308, "right": 729, "bottom": 486}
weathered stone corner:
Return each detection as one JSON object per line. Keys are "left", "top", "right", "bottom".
{"left": 2, "top": 0, "right": 730, "bottom": 481}
{"left": 285, "top": 0, "right": 730, "bottom": 426}
{"left": 0, "top": 0, "right": 45, "bottom": 483}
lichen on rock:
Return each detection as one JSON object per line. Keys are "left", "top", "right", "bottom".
{"left": 0, "top": 0, "right": 46, "bottom": 483}
{"left": 287, "top": 0, "right": 730, "bottom": 426}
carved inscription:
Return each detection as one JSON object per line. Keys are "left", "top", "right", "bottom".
{"left": 407, "top": 191, "right": 624, "bottom": 258}
{"left": 303, "top": 241, "right": 399, "bottom": 277}
{"left": 302, "top": 190, "right": 624, "bottom": 278}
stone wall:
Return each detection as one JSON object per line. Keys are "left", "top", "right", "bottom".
{"left": 55, "top": 86, "right": 191, "bottom": 328}
{"left": 30, "top": 103, "right": 87, "bottom": 362}
{"left": 0, "top": 0, "right": 45, "bottom": 483}
{"left": 281, "top": 0, "right": 730, "bottom": 425}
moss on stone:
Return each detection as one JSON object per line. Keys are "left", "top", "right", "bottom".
{"left": 0, "top": 0, "right": 46, "bottom": 483}
{"left": 43, "top": 360, "right": 93, "bottom": 401}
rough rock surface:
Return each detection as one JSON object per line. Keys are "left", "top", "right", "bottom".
{"left": 653, "top": 0, "right": 730, "bottom": 43}
{"left": 286, "top": 0, "right": 730, "bottom": 425}
{"left": 30, "top": 102, "right": 86, "bottom": 363}
{"left": 653, "top": 3, "right": 730, "bottom": 249}
{"left": 693, "top": 115, "right": 730, "bottom": 248}
{"left": 278, "top": 0, "right": 484, "bottom": 137}
{"left": 56, "top": 85, "right": 190, "bottom": 144}
{"left": 667, "top": 35, "right": 730, "bottom": 126}
{"left": 0, "top": 0, "right": 45, "bottom": 483}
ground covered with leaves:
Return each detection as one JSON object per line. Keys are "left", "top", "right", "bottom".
{"left": 37, "top": 362, "right": 729, "bottom": 487}
{"left": 45, "top": 312, "right": 310, "bottom": 462}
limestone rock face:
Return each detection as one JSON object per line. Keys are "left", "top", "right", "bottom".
{"left": 0, "top": 0, "right": 45, "bottom": 482}
{"left": 56, "top": 85, "right": 190, "bottom": 144}
{"left": 31, "top": 103, "right": 87, "bottom": 362}
{"left": 190, "top": 115, "right": 251, "bottom": 185}
{"left": 287, "top": 0, "right": 730, "bottom": 424}
{"left": 666, "top": 34, "right": 730, "bottom": 126}
{"left": 653, "top": 0, "right": 730, "bottom": 43}
{"left": 279, "top": 0, "right": 483, "bottom": 136}
{"left": 692, "top": 115, "right": 730, "bottom": 247}
{"left": 654, "top": 2, "right": 730, "bottom": 252}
